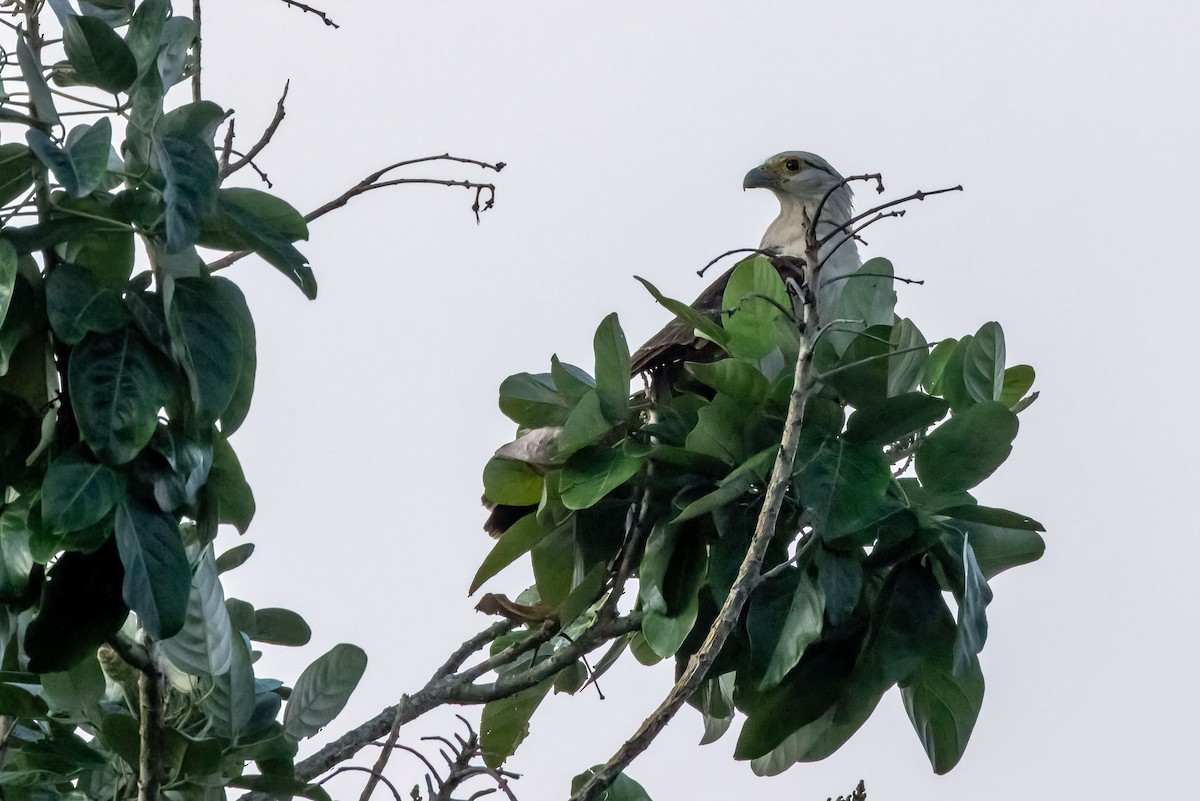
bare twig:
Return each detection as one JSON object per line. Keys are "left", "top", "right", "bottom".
{"left": 221, "top": 81, "right": 289, "bottom": 180}
{"left": 697, "top": 247, "right": 778, "bottom": 277}
{"left": 219, "top": 118, "right": 235, "bottom": 173}
{"left": 321, "top": 767, "right": 403, "bottom": 801}
{"left": 207, "top": 154, "right": 505, "bottom": 273}
{"left": 818, "top": 185, "right": 964, "bottom": 249}
{"left": 191, "top": 0, "right": 202, "bottom": 102}
{"left": 278, "top": 0, "right": 340, "bottom": 28}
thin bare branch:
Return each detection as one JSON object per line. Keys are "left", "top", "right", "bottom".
{"left": 818, "top": 184, "right": 964, "bottom": 249}
{"left": 320, "top": 767, "right": 402, "bottom": 801}
{"left": 277, "top": 0, "right": 340, "bottom": 28}
{"left": 191, "top": 0, "right": 202, "bottom": 102}
{"left": 697, "top": 247, "right": 779, "bottom": 277}
{"left": 222, "top": 81, "right": 289, "bottom": 179}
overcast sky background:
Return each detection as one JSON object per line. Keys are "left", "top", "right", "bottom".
{"left": 199, "top": 2, "right": 1198, "bottom": 799}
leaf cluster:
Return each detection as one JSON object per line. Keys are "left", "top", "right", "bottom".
{"left": 0, "top": 3, "right": 360, "bottom": 800}
{"left": 476, "top": 256, "right": 1044, "bottom": 779}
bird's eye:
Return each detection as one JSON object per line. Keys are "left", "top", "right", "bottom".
{"left": 784, "top": 158, "right": 802, "bottom": 172}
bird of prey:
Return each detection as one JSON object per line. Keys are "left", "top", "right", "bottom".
{"left": 630, "top": 151, "right": 862, "bottom": 375}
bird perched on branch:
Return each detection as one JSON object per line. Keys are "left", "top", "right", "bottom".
{"left": 631, "top": 151, "right": 862, "bottom": 375}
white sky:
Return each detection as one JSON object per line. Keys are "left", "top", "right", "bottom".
{"left": 204, "top": 2, "right": 1200, "bottom": 799}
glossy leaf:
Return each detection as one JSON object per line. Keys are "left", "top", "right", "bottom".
{"left": 215, "top": 542, "right": 255, "bottom": 574}
{"left": 687, "top": 358, "right": 770, "bottom": 404}
{"left": 155, "top": 133, "right": 218, "bottom": 253}
{"left": 166, "top": 276, "right": 244, "bottom": 425}
{"left": 560, "top": 445, "right": 642, "bottom": 510}
{"left": 480, "top": 678, "right": 553, "bottom": 768}
{"left": 953, "top": 520, "right": 1046, "bottom": 579}
{"left": 748, "top": 570, "right": 825, "bottom": 689}
{"left": 160, "top": 545, "right": 233, "bottom": 676}
{"left": 915, "top": 401, "right": 1019, "bottom": 494}
{"left": 999, "top": 364, "right": 1035, "bottom": 409}
{"left": 482, "top": 457, "right": 543, "bottom": 506}
{"left": 570, "top": 768, "right": 653, "bottom": 801}
{"left": 795, "top": 437, "right": 890, "bottom": 537}
{"left": 940, "top": 504, "right": 1044, "bottom": 531}
{"left": 125, "top": 0, "right": 169, "bottom": 78}
{"left": 114, "top": 498, "right": 190, "bottom": 638}
{"left": 211, "top": 278, "right": 257, "bottom": 434}
{"left": 26, "top": 119, "right": 112, "bottom": 198}
{"left": 471, "top": 514, "right": 546, "bottom": 594}
{"left": 499, "top": 372, "right": 569, "bottom": 427}
{"left": 205, "top": 631, "right": 256, "bottom": 740}
{"left": 963, "top": 322, "right": 1005, "bottom": 403}
{"left": 40, "top": 447, "right": 124, "bottom": 534}
{"left": 283, "top": 643, "right": 368, "bottom": 739}
{"left": 593, "top": 312, "right": 631, "bottom": 421}
{"left": 826, "top": 258, "right": 897, "bottom": 354}
{"left": 559, "top": 390, "right": 616, "bottom": 456}
{"left": 252, "top": 608, "right": 312, "bottom": 647}
{"left": 16, "top": 35, "right": 60, "bottom": 125}
{"left": 0, "top": 144, "right": 37, "bottom": 208}
{"left": 45, "top": 261, "right": 130, "bottom": 344}
{"left": 922, "top": 338, "right": 957, "bottom": 395}
{"left": 845, "top": 392, "right": 949, "bottom": 447}
{"left": 902, "top": 654, "right": 985, "bottom": 774}
{"left": 62, "top": 14, "right": 137, "bottom": 93}
{"left": 722, "top": 256, "right": 790, "bottom": 361}
{"left": 888, "top": 318, "right": 928, "bottom": 396}
{"left": 70, "top": 327, "right": 170, "bottom": 465}
{"left": 634, "top": 275, "right": 729, "bottom": 349}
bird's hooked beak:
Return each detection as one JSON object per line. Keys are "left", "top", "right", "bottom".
{"left": 743, "top": 164, "right": 774, "bottom": 191}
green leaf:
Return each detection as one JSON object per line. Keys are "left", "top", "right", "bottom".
{"left": 0, "top": 682, "right": 48, "bottom": 717}
{"left": 795, "top": 437, "right": 890, "bottom": 537}
{"left": 999, "top": 364, "right": 1035, "bottom": 409}
{"left": 155, "top": 133, "right": 218, "bottom": 253}
{"left": 672, "top": 445, "right": 777, "bottom": 524}
{"left": 216, "top": 542, "right": 255, "bottom": 573}
{"left": 939, "top": 504, "right": 1044, "bottom": 531}
{"left": 70, "top": 327, "right": 170, "bottom": 465}
{"left": 283, "top": 643, "right": 367, "bottom": 739}
{"left": 166, "top": 276, "right": 244, "bottom": 425}
{"left": 937, "top": 335, "right": 974, "bottom": 411}
{"left": 16, "top": 35, "right": 60, "bottom": 126}
{"left": 915, "top": 401, "right": 1019, "bottom": 494}
{"left": 209, "top": 278, "right": 256, "bottom": 434}
{"left": 252, "top": 608, "right": 312, "bottom": 647}
{"left": 550, "top": 356, "right": 594, "bottom": 403}
{"left": 902, "top": 654, "right": 985, "bottom": 774}
{"left": 208, "top": 430, "right": 256, "bottom": 534}
{"left": 26, "top": 119, "right": 113, "bottom": 199}
{"left": 748, "top": 570, "right": 825, "bottom": 689}
{"left": 686, "top": 359, "right": 770, "bottom": 404}
{"left": 560, "top": 445, "right": 642, "bottom": 510}
{"left": 77, "top": 0, "right": 133, "bottom": 26}
{"left": 25, "top": 539, "right": 128, "bottom": 673}
{"left": 41, "top": 447, "right": 124, "bottom": 534}
{"left": 114, "top": 498, "right": 190, "bottom": 638}
{"left": 951, "top": 521, "right": 1045, "bottom": 579}
{"left": 570, "top": 768, "right": 654, "bottom": 801}
{"left": 0, "top": 240, "right": 16, "bottom": 335}
{"left": 845, "top": 392, "right": 948, "bottom": 447}
{"left": 482, "top": 457, "right": 543, "bottom": 506}
{"left": 125, "top": 0, "right": 169, "bottom": 78}
{"left": 40, "top": 653, "right": 105, "bottom": 716}
{"left": 953, "top": 538, "right": 992, "bottom": 675}
{"left": 592, "top": 313, "right": 631, "bottom": 423}
{"left": 825, "top": 258, "right": 896, "bottom": 354}
{"left": 204, "top": 631, "right": 256, "bottom": 740}
{"left": 197, "top": 187, "right": 317, "bottom": 298}
{"left": 160, "top": 545, "right": 233, "bottom": 676}
{"left": 814, "top": 546, "right": 862, "bottom": 627}
{"left": 722, "top": 256, "right": 790, "bottom": 361}
{"left": 641, "top": 530, "right": 705, "bottom": 658}
{"left": 0, "top": 501, "right": 33, "bottom": 601}
{"left": 157, "top": 16, "right": 198, "bottom": 89}
{"left": 559, "top": 390, "right": 617, "bottom": 456}
{"left": 963, "top": 322, "right": 1005, "bottom": 403}
{"left": 471, "top": 514, "right": 546, "bottom": 594}
{"left": 498, "top": 372, "right": 570, "bottom": 427}
{"left": 861, "top": 559, "right": 954, "bottom": 686}
{"left": 62, "top": 14, "right": 137, "bottom": 93}
{"left": 685, "top": 393, "right": 755, "bottom": 466}
{"left": 922, "top": 338, "right": 957, "bottom": 395}
{"left": 887, "top": 318, "right": 928, "bottom": 396}
{"left": 558, "top": 561, "right": 608, "bottom": 627}
{"left": 0, "top": 144, "right": 37, "bottom": 208}
{"left": 45, "top": 261, "right": 130, "bottom": 344}
{"left": 480, "top": 678, "right": 553, "bottom": 768}
{"left": 634, "top": 275, "right": 728, "bottom": 349}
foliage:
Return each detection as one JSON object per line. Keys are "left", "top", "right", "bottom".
{"left": 476, "top": 255, "right": 1044, "bottom": 783}
{"left": 0, "top": 3, "right": 362, "bottom": 799}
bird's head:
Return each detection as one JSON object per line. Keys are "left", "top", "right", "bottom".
{"left": 743, "top": 151, "right": 851, "bottom": 208}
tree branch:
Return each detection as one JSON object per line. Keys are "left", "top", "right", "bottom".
{"left": 221, "top": 81, "right": 289, "bottom": 180}
{"left": 569, "top": 201, "right": 830, "bottom": 801}
{"left": 277, "top": 0, "right": 340, "bottom": 28}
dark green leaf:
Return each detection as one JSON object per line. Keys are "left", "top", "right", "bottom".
{"left": 795, "top": 437, "right": 890, "bottom": 537}
{"left": 201, "top": 189, "right": 317, "bottom": 298}
{"left": 157, "top": 16, "right": 197, "bottom": 89}
{"left": 0, "top": 683, "right": 47, "bottom": 717}
{"left": 155, "top": 133, "right": 218, "bottom": 253}
{"left": 125, "top": 0, "right": 169, "bottom": 78}
{"left": 166, "top": 276, "right": 244, "bottom": 425}
{"left": 252, "top": 608, "right": 311, "bottom": 647}
{"left": 25, "top": 539, "right": 127, "bottom": 673}
{"left": 814, "top": 547, "right": 862, "bottom": 627}
{"left": 208, "top": 430, "right": 255, "bottom": 534}
{"left": 77, "top": 0, "right": 133, "bottom": 26}
{"left": 480, "top": 678, "right": 553, "bottom": 768}
{"left": 41, "top": 447, "right": 124, "bottom": 534}
{"left": 210, "top": 277, "right": 256, "bottom": 434}
{"left": 0, "top": 144, "right": 37, "bottom": 208}
{"left": 940, "top": 504, "right": 1044, "bottom": 531}
{"left": 685, "top": 393, "right": 756, "bottom": 466}
{"left": 560, "top": 445, "right": 642, "bottom": 510}
{"left": 558, "top": 561, "right": 608, "bottom": 627}
{"left": 845, "top": 392, "right": 949, "bottom": 447}
{"left": 62, "top": 14, "right": 137, "bottom": 93}
{"left": 114, "top": 498, "right": 189, "bottom": 638}
{"left": 902, "top": 654, "right": 985, "bottom": 774}
{"left": 748, "top": 569, "right": 825, "bottom": 689}
{"left": 570, "top": 768, "right": 653, "bottom": 801}
{"left": 922, "top": 338, "right": 957, "bottom": 395}
{"left": 861, "top": 559, "right": 954, "bottom": 687}
{"left": 283, "top": 643, "right": 367, "bottom": 739}
{"left": 915, "top": 401, "right": 1019, "bottom": 494}
{"left": 672, "top": 445, "right": 776, "bottom": 524}
{"left": 953, "top": 521, "right": 1045, "bottom": 579}
{"left": 204, "top": 631, "right": 256, "bottom": 739}
{"left": 559, "top": 390, "right": 617, "bottom": 456}
{"left": 215, "top": 542, "right": 255, "bottom": 574}
{"left": 686, "top": 358, "right": 770, "bottom": 404}
{"left": 46, "top": 262, "right": 130, "bottom": 344}
{"left": 592, "top": 313, "right": 631, "bottom": 418}
{"left": 641, "top": 529, "right": 705, "bottom": 658}
{"left": 70, "top": 327, "right": 170, "bottom": 465}
{"left": 160, "top": 545, "right": 232, "bottom": 676}
{"left": 471, "top": 514, "right": 546, "bottom": 594}
{"left": 16, "top": 35, "right": 60, "bottom": 125}
{"left": 0, "top": 501, "right": 33, "bottom": 601}
{"left": 963, "top": 322, "right": 1005, "bottom": 403}
{"left": 550, "top": 356, "right": 594, "bottom": 403}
